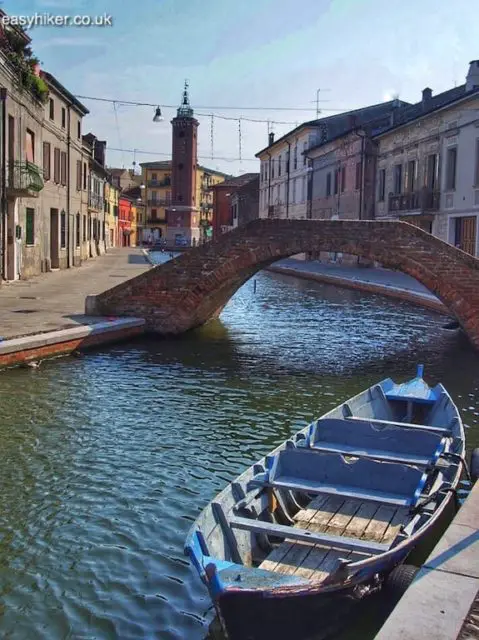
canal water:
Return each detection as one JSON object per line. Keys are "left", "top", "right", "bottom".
{"left": 0, "top": 260, "right": 478, "bottom": 639}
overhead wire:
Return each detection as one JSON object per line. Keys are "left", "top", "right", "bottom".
{"left": 74, "top": 94, "right": 347, "bottom": 126}
{"left": 105, "top": 145, "right": 256, "bottom": 162}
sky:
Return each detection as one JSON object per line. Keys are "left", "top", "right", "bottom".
{"left": 4, "top": 0, "right": 478, "bottom": 177}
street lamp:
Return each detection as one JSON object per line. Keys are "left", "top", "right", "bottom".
{"left": 153, "top": 106, "right": 164, "bottom": 122}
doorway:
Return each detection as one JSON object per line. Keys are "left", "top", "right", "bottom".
{"left": 50, "top": 209, "right": 59, "bottom": 269}
{"left": 454, "top": 216, "right": 477, "bottom": 256}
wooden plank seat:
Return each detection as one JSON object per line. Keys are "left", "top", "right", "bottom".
{"left": 345, "top": 415, "right": 452, "bottom": 436}
{"left": 250, "top": 449, "right": 428, "bottom": 508}
{"left": 307, "top": 418, "right": 447, "bottom": 467}
{"left": 259, "top": 495, "right": 409, "bottom": 581}
{"left": 230, "top": 515, "right": 390, "bottom": 555}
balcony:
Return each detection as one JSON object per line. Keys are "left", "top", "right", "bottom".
{"left": 388, "top": 189, "right": 440, "bottom": 213}
{"left": 147, "top": 177, "right": 171, "bottom": 188}
{"left": 88, "top": 193, "right": 104, "bottom": 211}
{"left": 147, "top": 199, "right": 171, "bottom": 207}
{"left": 7, "top": 161, "right": 44, "bottom": 197}
{"left": 146, "top": 217, "right": 166, "bottom": 225}
{"left": 200, "top": 201, "right": 213, "bottom": 211}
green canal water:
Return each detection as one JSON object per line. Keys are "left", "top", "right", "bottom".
{"left": 0, "top": 266, "right": 478, "bottom": 639}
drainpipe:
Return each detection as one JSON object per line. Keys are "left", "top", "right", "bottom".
{"left": 358, "top": 133, "right": 365, "bottom": 221}
{"left": 0, "top": 88, "right": 6, "bottom": 280}
{"left": 266, "top": 152, "right": 272, "bottom": 216}
{"left": 66, "top": 104, "right": 71, "bottom": 268}
{"left": 286, "top": 141, "right": 291, "bottom": 219}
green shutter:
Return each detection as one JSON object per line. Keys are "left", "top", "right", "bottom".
{"left": 25, "top": 208, "right": 35, "bottom": 245}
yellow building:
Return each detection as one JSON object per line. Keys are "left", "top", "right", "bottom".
{"left": 140, "top": 161, "right": 228, "bottom": 245}
{"left": 104, "top": 179, "right": 120, "bottom": 248}
{"left": 139, "top": 161, "right": 171, "bottom": 244}
{"left": 197, "top": 167, "right": 226, "bottom": 241}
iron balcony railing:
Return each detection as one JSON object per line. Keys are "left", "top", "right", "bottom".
{"left": 388, "top": 189, "right": 440, "bottom": 213}
{"left": 88, "top": 193, "right": 104, "bottom": 211}
{"left": 7, "top": 161, "right": 44, "bottom": 193}
{"left": 146, "top": 217, "right": 166, "bottom": 225}
{"left": 147, "top": 178, "right": 171, "bottom": 187}
{"left": 147, "top": 198, "right": 171, "bottom": 207}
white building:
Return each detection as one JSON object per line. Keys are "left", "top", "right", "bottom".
{"left": 375, "top": 61, "right": 479, "bottom": 257}
{"left": 255, "top": 100, "right": 410, "bottom": 222}
{"left": 256, "top": 128, "right": 320, "bottom": 220}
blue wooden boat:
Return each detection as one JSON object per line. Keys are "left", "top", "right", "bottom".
{"left": 185, "top": 366, "right": 465, "bottom": 640}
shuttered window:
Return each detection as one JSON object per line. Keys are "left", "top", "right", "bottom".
{"left": 43, "top": 142, "right": 51, "bottom": 180}
{"left": 25, "top": 208, "right": 35, "bottom": 245}
{"left": 60, "top": 151, "right": 67, "bottom": 186}
{"left": 76, "top": 160, "right": 82, "bottom": 191}
{"left": 54, "top": 148, "right": 60, "bottom": 183}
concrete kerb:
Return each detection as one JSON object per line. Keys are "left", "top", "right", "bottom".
{"left": 375, "top": 482, "right": 479, "bottom": 640}
{"left": 0, "top": 318, "right": 145, "bottom": 356}
{"left": 0, "top": 318, "right": 146, "bottom": 369}
{"left": 267, "top": 264, "right": 449, "bottom": 316}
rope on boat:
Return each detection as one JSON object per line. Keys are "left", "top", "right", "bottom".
{"left": 439, "top": 452, "right": 472, "bottom": 482}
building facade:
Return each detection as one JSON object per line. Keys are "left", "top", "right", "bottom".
{"left": 211, "top": 173, "right": 259, "bottom": 237}
{"left": 256, "top": 100, "right": 409, "bottom": 223}
{"left": 104, "top": 179, "right": 120, "bottom": 248}
{"left": 118, "top": 195, "right": 132, "bottom": 246}
{"left": 230, "top": 175, "right": 260, "bottom": 229}
{"left": 140, "top": 160, "right": 171, "bottom": 243}
{"left": 41, "top": 72, "right": 89, "bottom": 271}
{"left": 83, "top": 133, "right": 107, "bottom": 257}
{"left": 1, "top": 19, "right": 45, "bottom": 281}
{"left": 140, "top": 140, "right": 226, "bottom": 246}
{"left": 375, "top": 62, "right": 479, "bottom": 257}
{"left": 197, "top": 166, "right": 228, "bottom": 240}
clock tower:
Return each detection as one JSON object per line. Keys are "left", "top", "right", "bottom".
{"left": 166, "top": 81, "right": 200, "bottom": 248}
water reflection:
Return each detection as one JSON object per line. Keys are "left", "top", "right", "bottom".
{"left": 0, "top": 269, "right": 477, "bottom": 639}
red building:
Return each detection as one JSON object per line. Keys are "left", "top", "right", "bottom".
{"left": 119, "top": 196, "right": 132, "bottom": 246}
{"left": 210, "top": 173, "right": 260, "bottom": 238}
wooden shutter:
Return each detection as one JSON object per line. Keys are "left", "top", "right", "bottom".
{"left": 76, "top": 160, "right": 82, "bottom": 191}
{"left": 43, "top": 142, "right": 51, "bottom": 180}
{"left": 60, "top": 151, "right": 67, "bottom": 186}
{"left": 54, "top": 148, "right": 60, "bottom": 183}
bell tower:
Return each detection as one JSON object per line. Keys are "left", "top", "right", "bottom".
{"left": 166, "top": 81, "right": 200, "bottom": 248}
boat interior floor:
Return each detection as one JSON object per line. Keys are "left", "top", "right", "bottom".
{"left": 259, "top": 495, "right": 409, "bottom": 583}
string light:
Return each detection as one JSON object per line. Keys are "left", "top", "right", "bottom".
{"left": 106, "top": 145, "right": 256, "bottom": 163}
{"left": 74, "top": 94, "right": 346, "bottom": 126}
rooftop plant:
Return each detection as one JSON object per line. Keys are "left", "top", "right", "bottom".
{"left": 0, "top": 24, "right": 49, "bottom": 103}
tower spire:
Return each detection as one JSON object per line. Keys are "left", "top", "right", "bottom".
{"left": 177, "top": 79, "right": 194, "bottom": 118}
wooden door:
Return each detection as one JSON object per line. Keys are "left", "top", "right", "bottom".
{"left": 455, "top": 216, "right": 477, "bottom": 256}
{"left": 50, "top": 209, "right": 59, "bottom": 269}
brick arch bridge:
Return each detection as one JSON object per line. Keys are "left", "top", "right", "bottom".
{"left": 87, "top": 219, "right": 479, "bottom": 349}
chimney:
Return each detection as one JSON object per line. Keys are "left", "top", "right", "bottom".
{"left": 268, "top": 132, "right": 275, "bottom": 146}
{"left": 466, "top": 60, "right": 479, "bottom": 91}
{"left": 93, "top": 140, "right": 106, "bottom": 167}
{"left": 422, "top": 87, "right": 433, "bottom": 104}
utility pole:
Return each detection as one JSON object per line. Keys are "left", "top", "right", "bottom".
{"left": 316, "top": 89, "right": 321, "bottom": 118}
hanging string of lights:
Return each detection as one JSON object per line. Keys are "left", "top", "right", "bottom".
{"left": 74, "top": 94, "right": 342, "bottom": 126}
{"left": 106, "top": 145, "right": 257, "bottom": 163}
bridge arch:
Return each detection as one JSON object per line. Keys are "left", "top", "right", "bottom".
{"left": 89, "top": 219, "right": 479, "bottom": 350}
